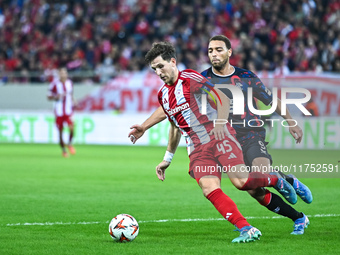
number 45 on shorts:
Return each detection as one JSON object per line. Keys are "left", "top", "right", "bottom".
{"left": 216, "top": 140, "right": 232, "bottom": 154}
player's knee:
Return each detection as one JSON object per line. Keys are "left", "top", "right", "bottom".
{"left": 200, "top": 183, "right": 217, "bottom": 197}
{"left": 201, "top": 188, "right": 209, "bottom": 197}
{"left": 234, "top": 181, "right": 246, "bottom": 190}
{"left": 231, "top": 178, "right": 247, "bottom": 190}
{"left": 199, "top": 178, "right": 221, "bottom": 197}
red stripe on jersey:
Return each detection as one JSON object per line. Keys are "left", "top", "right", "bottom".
{"left": 50, "top": 84, "right": 57, "bottom": 94}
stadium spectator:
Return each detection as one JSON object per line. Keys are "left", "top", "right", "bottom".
{"left": 0, "top": 0, "right": 339, "bottom": 83}
{"left": 95, "top": 56, "right": 117, "bottom": 83}
{"left": 47, "top": 67, "right": 76, "bottom": 157}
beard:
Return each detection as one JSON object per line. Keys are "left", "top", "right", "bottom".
{"left": 166, "top": 70, "right": 176, "bottom": 84}
{"left": 211, "top": 57, "right": 228, "bottom": 71}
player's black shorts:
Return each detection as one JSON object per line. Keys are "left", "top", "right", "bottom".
{"left": 240, "top": 136, "right": 272, "bottom": 167}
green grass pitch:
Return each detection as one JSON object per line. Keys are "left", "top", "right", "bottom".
{"left": 0, "top": 144, "right": 339, "bottom": 255}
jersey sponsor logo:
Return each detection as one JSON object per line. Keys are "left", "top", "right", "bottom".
{"left": 258, "top": 141, "right": 267, "bottom": 154}
{"left": 166, "top": 102, "right": 190, "bottom": 116}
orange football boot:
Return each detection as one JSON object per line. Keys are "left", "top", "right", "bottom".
{"left": 68, "top": 145, "right": 76, "bottom": 155}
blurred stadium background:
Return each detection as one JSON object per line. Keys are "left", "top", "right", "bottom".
{"left": 0, "top": 0, "right": 339, "bottom": 149}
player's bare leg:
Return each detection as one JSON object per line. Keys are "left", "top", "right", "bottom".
{"left": 198, "top": 176, "right": 261, "bottom": 242}
{"left": 198, "top": 176, "right": 221, "bottom": 197}
{"left": 67, "top": 123, "right": 76, "bottom": 155}
{"left": 247, "top": 157, "right": 271, "bottom": 201}
{"left": 58, "top": 127, "right": 68, "bottom": 157}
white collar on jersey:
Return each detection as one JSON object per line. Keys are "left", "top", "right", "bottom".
{"left": 211, "top": 65, "right": 235, "bottom": 77}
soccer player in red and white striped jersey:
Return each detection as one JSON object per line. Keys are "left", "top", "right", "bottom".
{"left": 47, "top": 67, "right": 76, "bottom": 157}
{"left": 134, "top": 42, "right": 298, "bottom": 242}
{"left": 158, "top": 68, "right": 238, "bottom": 155}
{"left": 130, "top": 37, "right": 312, "bottom": 236}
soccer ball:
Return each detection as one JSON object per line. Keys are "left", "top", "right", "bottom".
{"left": 109, "top": 214, "right": 139, "bottom": 242}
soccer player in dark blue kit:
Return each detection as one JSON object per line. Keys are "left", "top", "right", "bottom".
{"left": 129, "top": 35, "right": 313, "bottom": 235}
{"left": 201, "top": 35, "right": 312, "bottom": 235}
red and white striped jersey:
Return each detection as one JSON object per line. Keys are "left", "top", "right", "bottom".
{"left": 48, "top": 79, "right": 74, "bottom": 117}
{"left": 158, "top": 69, "right": 235, "bottom": 155}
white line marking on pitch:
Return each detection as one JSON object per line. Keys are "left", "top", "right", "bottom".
{"left": 5, "top": 214, "right": 340, "bottom": 227}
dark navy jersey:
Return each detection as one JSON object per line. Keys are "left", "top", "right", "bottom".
{"left": 201, "top": 66, "right": 273, "bottom": 143}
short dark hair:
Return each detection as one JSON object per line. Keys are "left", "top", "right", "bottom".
{"left": 209, "top": 35, "right": 231, "bottom": 49}
{"left": 145, "top": 42, "right": 176, "bottom": 64}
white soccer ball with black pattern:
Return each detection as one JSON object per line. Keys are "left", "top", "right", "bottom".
{"left": 109, "top": 214, "right": 139, "bottom": 242}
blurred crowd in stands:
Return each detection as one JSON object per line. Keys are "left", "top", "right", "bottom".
{"left": 0, "top": 0, "right": 340, "bottom": 83}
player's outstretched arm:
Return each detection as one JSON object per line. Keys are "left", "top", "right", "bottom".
{"left": 156, "top": 122, "right": 181, "bottom": 181}
{"left": 208, "top": 88, "right": 231, "bottom": 140}
{"left": 47, "top": 95, "right": 55, "bottom": 101}
{"left": 275, "top": 98, "right": 303, "bottom": 143}
{"left": 47, "top": 93, "right": 65, "bottom": 101}
{"left": 129, "top": 106, "right": 166, "bottom": 144}
{"left": 47, "top": 94, "right": 60, "bottom": 101}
